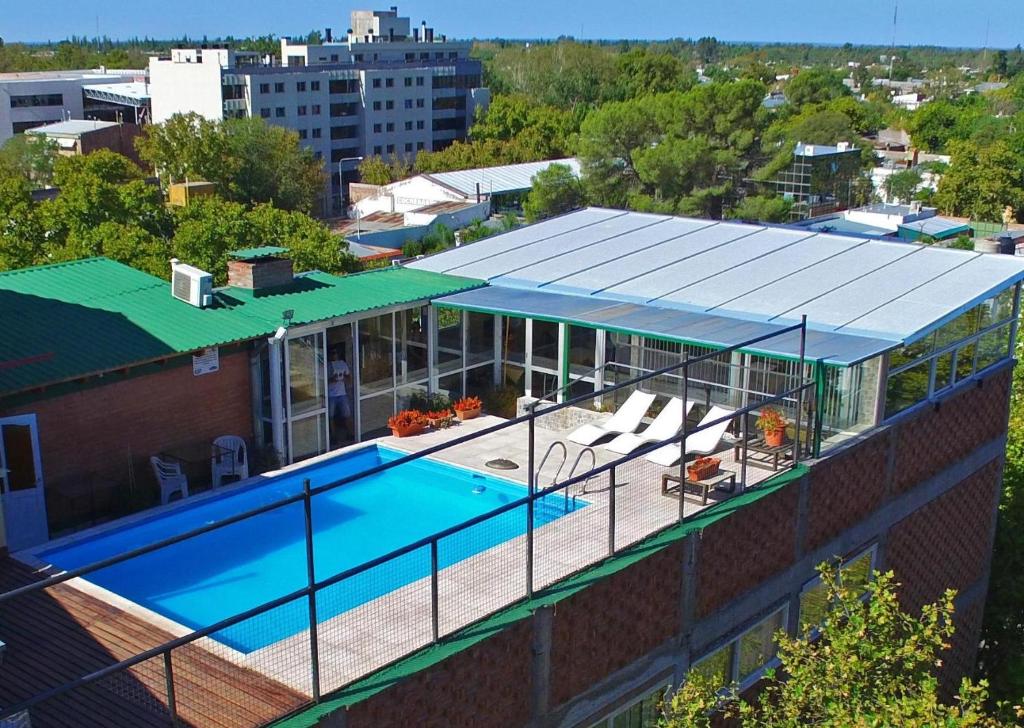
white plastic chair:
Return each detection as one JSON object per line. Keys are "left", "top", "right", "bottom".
{"left": 212, "top": 435, "right": 249, "bottom": 489}
{"left": 568, "top": 390, "right": 657, "bottom": 446}
{"left": 603, "top": 398, "right": 694, "bottom": 455}
{"left": 150, "top": 456, "right": 189, "bottom": 505}
{"left": 645, "top": 406, "right": 736, "bottom": 466}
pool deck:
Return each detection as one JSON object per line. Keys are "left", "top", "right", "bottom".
{"left": 240, "top": 416, "right": 778, "bottom": 696}
{"left": 1, "top": 414, "right": 786, "bottom": 724}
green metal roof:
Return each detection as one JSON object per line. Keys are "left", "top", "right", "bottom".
{"left": 0, "top": 258, "right": 482, "bottom": 397}
{"left": 228, "top": 246, "right": 290, "bottom": 259}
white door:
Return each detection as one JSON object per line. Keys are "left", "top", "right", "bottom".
{"left": 0, "top": 415, "right": 48, "bottom": 550}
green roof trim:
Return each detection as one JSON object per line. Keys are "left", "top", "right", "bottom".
{"left": 271, "top": 464, "right": 809, "bottom": 728}
{"left": 0, "top": 258, "right": 483, "bottom": 397}
{"left": 228, "top": 246, "right": 290, "bottom": 259}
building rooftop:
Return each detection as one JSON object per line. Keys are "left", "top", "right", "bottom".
{"left": 82, "top": 81, "right": 151, "bottom": 104}
{"left": 0, "top": 69, "right": 142, "bottom": 82}
{"left": 228, "top": 246, "right": 290, "bottom": 260}
{"left": 425, "top": 158, "right": 581, "bottom": 198}
{"left": 0, "top": 258, "right": 481, "bottom": 396}
{"left": 897, "top": 216, "right": 971, "bottom": 240}
{"left": 408, "top": 207, "right": 1024, "bottom": 350}
{"left": 797, "top": 216, "right": 896, "bottom": 238}
{"left": 794, "top": 142, "right": 858, "bottom": 157}
{"left": 25, "top": 119, "right": 119, "bottom": 137}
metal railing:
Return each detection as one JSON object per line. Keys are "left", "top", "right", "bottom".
{"left": 0, "top": 320, "right": 813, "bottom": 727}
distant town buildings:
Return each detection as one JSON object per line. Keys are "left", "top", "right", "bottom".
{"left": 25, "top": 119, "right": 143, "bottom": 163}
{"left": 0, "top": 68, "right": 146, "bottom": 144}
{"left": 149, "top": 6, "right": 490, "bottom": 213}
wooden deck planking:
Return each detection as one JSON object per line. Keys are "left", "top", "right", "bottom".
{"left": 0, "top": 559, "right": 307, "bottom": 728}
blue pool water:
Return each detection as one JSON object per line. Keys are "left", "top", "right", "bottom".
{"left": 41, "top": 446, "right": 582, "bottom": 652}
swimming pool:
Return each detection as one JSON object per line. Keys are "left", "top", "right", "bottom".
{"left": 41, "top": 445, "right": 583, "bottom": 652}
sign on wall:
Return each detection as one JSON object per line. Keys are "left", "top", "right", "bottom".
{"left": 193, "top": 347, "right": 220, "bottom": 376}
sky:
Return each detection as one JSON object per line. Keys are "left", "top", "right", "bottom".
{"left": 3, "top": 0, "right": 1024, "bottom": 48}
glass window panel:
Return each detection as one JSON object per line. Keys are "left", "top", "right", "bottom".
{"left": 359, "top": 392, "right": 394, "bottom": 438}
{"left": 884, "top": 360, "right": 930, "bottom": 418}
{"left": 359, "top": 314, "right": 395, "bottom": 395}
{"left": 841, "top": 551, "right": 873, "bottom": 596}
{"left": 979, "top": 287, "right": 1016, "bottom": 328}
{"left": 531, "top": 370, "right": 558, "bottom": 400}
{"left": 933, "top": 351, "right": 954, "bottom": 392}
{"left": 955, "top": 342, "right": 976, "bottom": 382}
{"left": 501, "top": 316, "right": 526, "bottom": 366}
{"left": 466, "top": 312, "right": 495, "bottom": 366}
{"left": 888, "top": 333, "right": 933, "bottom": 370}
{"left": 532, "top": 319, "right": 560, "bottom": 372}
{"left": 397, "top": 307, "right": 429, "bottom": 384}
{"left": 288, "top": 334, "right": 326, "bottom": 416}
{"left": 291, "top": 413, "right": 327, "bottom": 461}
{"left": 568, "top": 325, "right": 597, "bottom": 375}
{"left": 437, "top": 372, "right": 464, "bottom": 401}
{"left": 799, "top": 579, "right": 829, "bottom": 633}
{"left": 327, "top": 324, "right": 356, "bottom": 448}
{"left": 976, "top": 324, "right": 1011, "bottom": 372}
{"left": 692, "top": 645, "right": 731, "bottom": 689}
{"left": 935, "top": 307, "right": 979, "bottom": 349}
{"left": 738, "top": 609, "right": 785, "bottom": 682}
{"left": 466, "top": 363, "right": 495, "bottom": 395}
{"left": 396, "top": 383, "right": 429, "bottom": 411}
{"left": 435, "top": 307, "right": 463, "bottom": 374}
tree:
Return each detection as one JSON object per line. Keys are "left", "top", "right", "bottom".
{"left": 664, "top": 567, "right": 1018, "bottom": 728}
{"left": 728, "top": 195, "right": 792, "bottom": 223}
{"left": 0, "top": 173, "right": 46, "bottom": 272}
{"left": 613, "top": 48, "right": 696, "bottom": 100}
{"left": 523, "top": 163, "right": 584, "bottom": 222}
{"left": 935, "top": 140, "right": 1024, "bottom": 222}
{"left": 0, "top": 134, "right": 58, "bottom": 188}
{"left": 357, "top": 155, "right": 411, "bottom": 186}
{"left": 137, "top": 114, "right": 325, "bottom": 213}
{"left": 885, "top": 168, "right": 923, "bottom": 204}
{"left": 785, "top": 67, "right": 851, "bottom": 108}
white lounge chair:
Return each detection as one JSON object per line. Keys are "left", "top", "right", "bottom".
{"left": 604, "top": 397, "right": 694, "bottom": 455}
{"left": 645, "top": 406, "right": 736, "bottom": 467}
{"left": 150, "top": 456, "right": 189, "bottom": 505}
{"left": 567, "top": 390, "right": 657, "bottom": 446}
{"left": 212, "top": 435, "right": 249, "bottom": 489}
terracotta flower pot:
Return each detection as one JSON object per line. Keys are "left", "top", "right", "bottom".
{"left": 455, "top": 406, "right": 481, "bottom": 421}
{"left": 391, "top": 423, "right": 425, "bottom": 438}
{"left": 763, "top": 428, "right": 785, "bottom": 447}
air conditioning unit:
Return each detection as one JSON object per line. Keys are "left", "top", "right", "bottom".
{"left": 170, "top": 259, "right": 214, "bottom": 308}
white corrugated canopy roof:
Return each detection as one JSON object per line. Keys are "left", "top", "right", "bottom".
{"left": 424, "top": 158, "right": 580, "bottom": 197}
{"left": 409, "top": 208, "right": 1024, "bottom": 348}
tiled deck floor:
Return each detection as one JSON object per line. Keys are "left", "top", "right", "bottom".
{"left": 244, "top": 416, "right": 782, "bottom": 696}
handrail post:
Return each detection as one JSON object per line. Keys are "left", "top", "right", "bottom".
{"left": 526, "top": 403, "right": 536, "bottom": 599}
{"left": 430, "top": 538, "right": 440, "bottom": 642}
{"left": 163, "top": 650, "right": 178, "bottom": 726}
{"left": 608, "top": 465, "right": 616, "bottom": 556}
{"left": 678, "top": 354, "right": 689, "bottom": 523}
{"left": 302, "top": 478, "right": 322, "bottom": 702}
{"left": 793, "top": 315, "right": 807, "bottom": 465}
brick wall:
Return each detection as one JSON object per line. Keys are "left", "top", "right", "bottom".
{"left": 0, "top": 350, "right": 253, "bottom": 509}
{"left": 345, "top": 618, "right": 534, "bottom": 728}
{"left": 548, "top": 542, "right": 684, "bottom": 707}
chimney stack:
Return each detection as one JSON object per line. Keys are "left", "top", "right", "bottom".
{"left": 227, "top": 248, "right": 294, "bottom": 290}
{"left": 325, "top": 27, "right": 332, "bottom": 42}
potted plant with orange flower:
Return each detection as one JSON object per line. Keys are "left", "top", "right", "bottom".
{"left": 755, "top": 406, "right": 787, "bottom": 448}
{"left": 426, "top": 408, "right": 454, "bottom": 429}
{"left": 388, "top": 409, "right": 428, "bottom": 438}
{"left": 453, "top": 395, "right": 482, "bottom": 421}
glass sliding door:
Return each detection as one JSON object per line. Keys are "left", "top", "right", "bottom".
{"left": 326, "top": 323, "right": 356, "bottom": 450}
{"left": 286, "top": 330, "right": 329, "bottom": 462}
{"left": 359, "top": 312, "right": 396, "bottom": 439}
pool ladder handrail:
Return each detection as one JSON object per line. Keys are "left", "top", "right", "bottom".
{"left": 564, "top": 446, "right": 597, "bottom": 512}
{"left": 536, "top": 441, "right": 568, "bottom": 488}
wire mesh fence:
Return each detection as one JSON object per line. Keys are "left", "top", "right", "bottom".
{"left": 1, "top": 321, "right": 817, "bottom": 728}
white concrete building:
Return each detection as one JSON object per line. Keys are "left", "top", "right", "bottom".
{"left": 0, "top": 69, "right": 142, "bottom": 144}
{"left": 149, "top": 7, "right": 489, "bottom": 214}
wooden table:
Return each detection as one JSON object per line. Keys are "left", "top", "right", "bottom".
{"left": 733, "top": 437, "right": 792, "bottom": 471}
{"left": 661, "top": 468, "right": 736, "bottom": 506}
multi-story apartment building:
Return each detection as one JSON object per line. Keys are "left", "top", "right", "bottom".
{"left": 0, "top": 69, "right": 145, "bottom": 144}
{"left": 149, "top": 7, "right": 489, "bottom": 213}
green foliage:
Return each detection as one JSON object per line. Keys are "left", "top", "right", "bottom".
{"left": 665, "top": 567, "right": 1018, "bottom": 727}
{"left": 785, "top": 67, "right": 851, "bottom": 108}
{"left": 613, "top": 48, "right": 697, "bottom": 100}
{"left": 136, "top": 113, "right": 325, "bottom": 213}
{"left": 935, "top": 140, "right": 1024, "bottom": 222}
{"left": 357, "top": 155, "right": 412, "bottom": 186}
{"left": 402, "top": 224, "right": 456, "bottom": 258}
{"left": 727, "top": 195, "right": 792, "bottom": 223}
{"left": 949, "top": 235, "right": 975, "bottom": 250}
{"left": 885, "top": 168, "right": 924, "bottom": 205}
{"left": 0, "top": 134, "right": 58, "bottom": 188}
{"left": 523, "top": 163, "right": 584, "bottom": 222}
